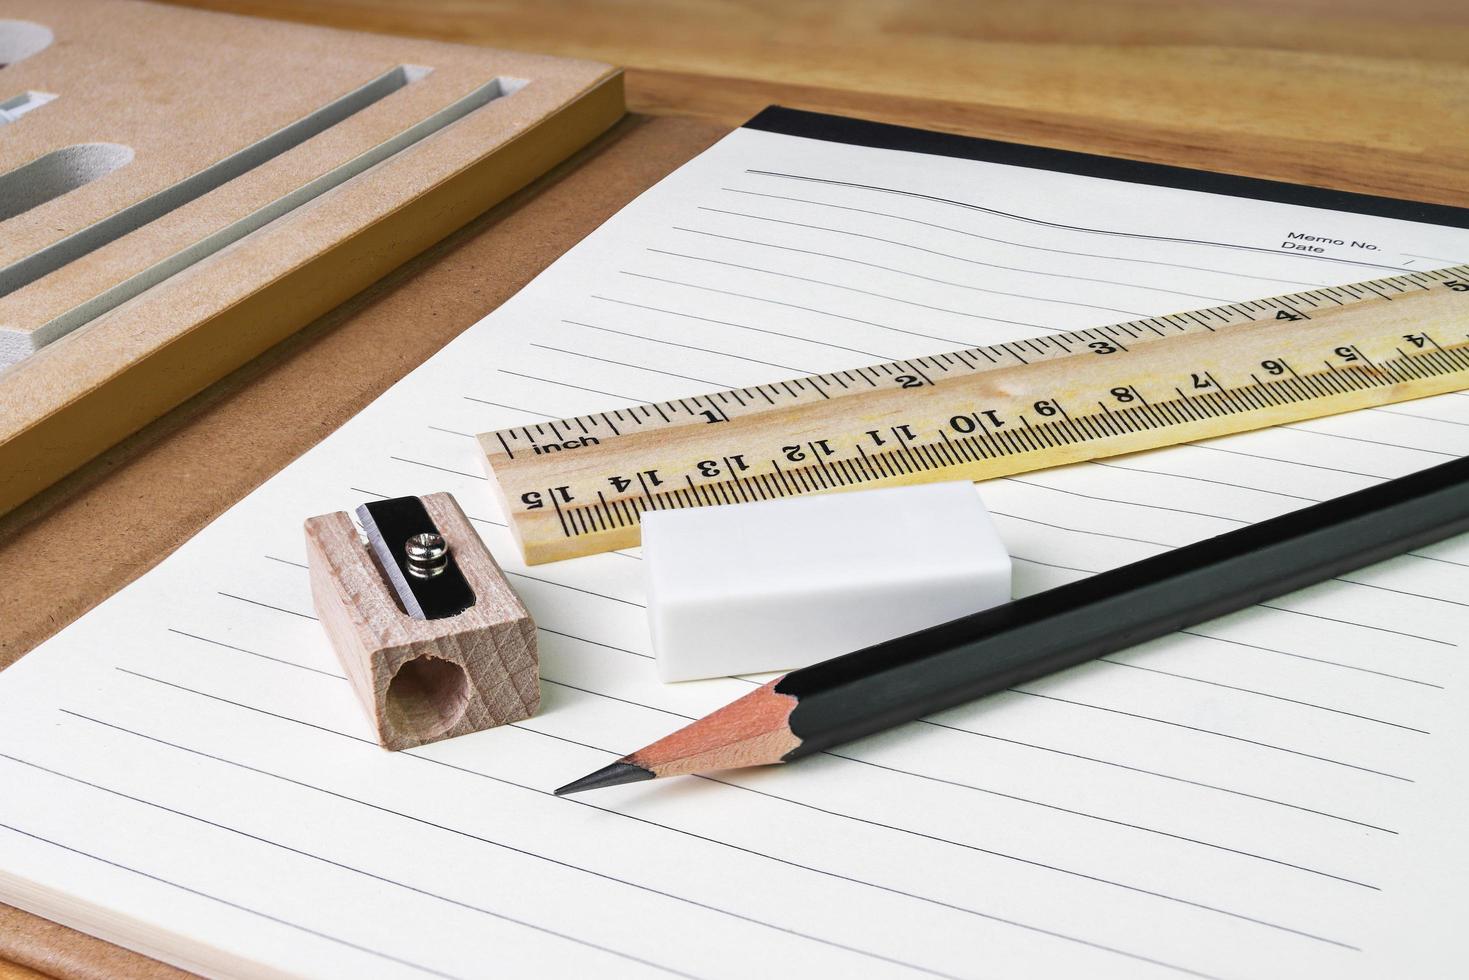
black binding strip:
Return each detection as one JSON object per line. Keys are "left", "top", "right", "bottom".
{"left": 743, "top": 106, "right": 1469, "bottom": 230}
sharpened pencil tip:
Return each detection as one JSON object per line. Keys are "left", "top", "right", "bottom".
{"left": 555, "top": 761, "right": 656, "bottom": 796}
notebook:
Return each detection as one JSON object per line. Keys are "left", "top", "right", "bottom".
{"left": 1, "top": 107, "right": 1466, "bottom": 979}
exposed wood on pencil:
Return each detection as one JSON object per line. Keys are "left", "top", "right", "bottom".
{"left": 555, "top": 679, "right": 800, "bottom": 794}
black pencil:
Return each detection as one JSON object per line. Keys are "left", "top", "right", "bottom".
{"left": 556, "top": 454, "right": 1469, "bottom": 796}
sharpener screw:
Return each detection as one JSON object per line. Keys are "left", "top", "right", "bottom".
{"left": 405, "top": 532, "right": 448, "bottom": 579}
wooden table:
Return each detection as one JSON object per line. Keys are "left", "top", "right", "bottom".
{"left": 175, "top": 0, "right": 1469, "bottom": 205}
{"left": 3, "top": 1, "right": 1465, "bottom": 976}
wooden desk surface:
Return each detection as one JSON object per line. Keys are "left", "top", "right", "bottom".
{"left": 174, "top": 0, "right": 1469, "bottom": 205}
{"left": 3, "top": 1, "right": 1465, "bottom": 977}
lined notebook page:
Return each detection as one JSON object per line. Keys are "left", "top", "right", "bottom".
{"left": 2, "top": 111, "right": 1468, "bottom": 979}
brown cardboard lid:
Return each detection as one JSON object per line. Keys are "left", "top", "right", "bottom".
{"left": 0, "top": 111, "right": 728, "bottom": 979}
{"left": 0, "top": 0, "right": 626, "bottom": 523}
{"left": 0, "top": 0, "right": 616, "bottom": 338}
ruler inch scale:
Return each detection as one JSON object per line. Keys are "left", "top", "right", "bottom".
{"left": 479, "top": 264, "right": 1469, "bottom": 564}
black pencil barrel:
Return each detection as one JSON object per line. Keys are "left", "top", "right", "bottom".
{"left": 777, "top": 455, "right": 1469, "bottom": 759}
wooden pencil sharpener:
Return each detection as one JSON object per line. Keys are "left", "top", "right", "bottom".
{"left": 304, "top": 492, "right": 539, "bottom": 750}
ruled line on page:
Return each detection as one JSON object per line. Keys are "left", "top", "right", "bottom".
{"left": 96, "top": 667, "right": 1340, "bottom": 959}
{"left": 717, "top": 187, "right": 1328, "bottom": 288}
{"left": 651, "top": 239, "right": 1151, "bottom": 317}
{"left": 146, "top": 628, "right": 1374, "bottom": 975}
{"left": 738, "top": 170, "right": 1407, "bottom": 273}
{"left": 617, "top": 270, "right": 982, "bottom": 344}
{"left": 0, "top": 753, "right": 706, "bottom": 980}
{"left": 181, "top": 562, "right": 1418, "bottom": 928}
{"left": 0, "top": 822, "right": 460, "bottom": 979}
{"left": 29, "top": 719, "right": 951, "bottom": 980}
{"left": 686, "top": 208, "right": 1237, "bottom": 303}
{"left": 94, "top": 670, "right": 1232, "bottom": 979}
{"left": 161, "top": 611, "right": 1398, "bottom": 893}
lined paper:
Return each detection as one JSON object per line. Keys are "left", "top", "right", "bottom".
{"left": 2, "top": 117, "right": 1467, "bottom": 979}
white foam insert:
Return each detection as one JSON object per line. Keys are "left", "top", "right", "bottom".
{"left": 643, "top": 481, "right": 1012, "bottom": 682}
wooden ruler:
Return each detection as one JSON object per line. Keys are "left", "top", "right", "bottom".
{"left": 479, "top": 265, "right": 1469, "bottom": 564}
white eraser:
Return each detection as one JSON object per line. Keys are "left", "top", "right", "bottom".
{"left": 643, "top": 482, "right": 1012, "bottom": 682}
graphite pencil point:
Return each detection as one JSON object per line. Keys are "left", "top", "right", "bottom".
{"left": 554, "top": 761, "right": 654, "bottom": 796}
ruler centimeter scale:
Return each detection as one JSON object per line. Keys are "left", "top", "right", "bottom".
{"left": 478, "top": 264, "right": 1469, "bottom": 564}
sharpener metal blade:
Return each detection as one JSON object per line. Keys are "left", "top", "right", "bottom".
{"left": 357, "top": 497, "right": 476, "bottom": 620}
